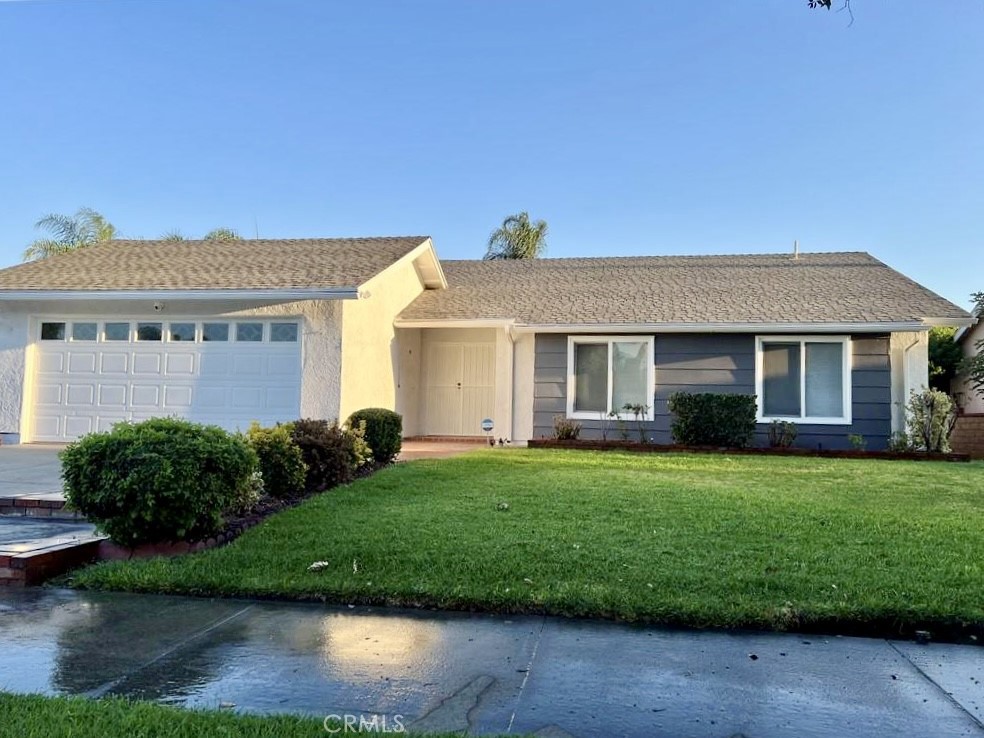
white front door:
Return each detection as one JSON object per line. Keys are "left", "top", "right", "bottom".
{"left": 28, "top": 318, "right": 302, "bottom": 442}
{"left": 422, "top": 342, "right": 495, "bottom": 436}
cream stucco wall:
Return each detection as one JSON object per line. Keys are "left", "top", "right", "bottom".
{"left": 395, "top": 328, "right": 422, "bottom": 435}
{"left": 954, "top": 321, "right": 984, "bottom": 414}
{"left": 338, "top": 254, "right": 429, "bottom": 423}
{"left": 0, "top": 298, "right": 343, "bottom": 443}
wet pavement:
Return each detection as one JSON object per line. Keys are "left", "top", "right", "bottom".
{"left": 0, "top": 444, "right": 65, "bottom": 500}
{"left": 0, "top": 589, "right": 981, "bottom": 736}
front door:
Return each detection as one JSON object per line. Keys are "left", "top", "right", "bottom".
{"left": 422, "top": 342, "right": 495, "bottom": 436}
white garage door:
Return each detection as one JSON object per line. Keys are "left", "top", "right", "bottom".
{"left": 30, "top": 318, "right": 302, "bottom": 442}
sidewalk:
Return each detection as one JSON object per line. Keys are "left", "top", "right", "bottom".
{"left": 0, "top": 588, "right": 981, "bottom": 737}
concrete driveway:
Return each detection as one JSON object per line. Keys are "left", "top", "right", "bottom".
{"left": 0, "top": 444, "right": 65, "bottom": 500}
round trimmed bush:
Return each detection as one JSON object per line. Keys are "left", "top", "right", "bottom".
{"left": 60, "top": 418, "right": 258, "bottom": 546}
{"left": 288, "top": 418, "right": 367, "bottom": 492}
{"left": 347, "top": 408, "right": 402, "bottom": 463}
{"left": 244, "top": 422, "right": 307, "bottom": 499}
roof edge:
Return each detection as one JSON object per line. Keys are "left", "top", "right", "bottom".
{"left": 0, "top": 287, "right": 361, "bottom": 301}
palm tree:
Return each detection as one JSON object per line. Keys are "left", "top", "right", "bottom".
{"left": 23, "top": 207, "right": 117, "bottom": 261}
{"left": 202, "top": 227, "right": 242, "bottom": 242}
{"left": 484, "top": 211, "right": 548, "bottom": 260}
{"left": 160, "top": 229, "right": 186, "bottom": 242}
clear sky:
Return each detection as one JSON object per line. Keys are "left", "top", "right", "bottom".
{"left": 0, "top": 1, "right": 981, "bottom": 308}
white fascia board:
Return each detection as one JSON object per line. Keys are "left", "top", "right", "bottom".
{"left": 371, "top": 238, "right": 446, "bottom": 290}
{"left": 393, "top": 318, "right": 516, "bottom": 330}
{"left": 0, "top": 287, "right": 361, "bottom": 301}
{"left": 513, "top": 321, "right": 930, "bottom": 334}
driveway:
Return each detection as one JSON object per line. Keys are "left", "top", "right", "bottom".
{"left": 0, "top": 444, "right": 65, "bottom": 500}
{"left": 0, "top": 589, "right": 981, "bottom": 737}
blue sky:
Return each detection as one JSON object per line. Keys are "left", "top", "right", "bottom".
{"left": 0, "top": 1, "right": 981, "bottom": 307}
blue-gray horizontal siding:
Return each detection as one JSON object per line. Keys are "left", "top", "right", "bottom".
{"left": 532, "top": 333, "right": 892, "bottom": 450}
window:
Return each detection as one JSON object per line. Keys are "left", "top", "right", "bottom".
{"left": 136, "top": 322, "right": 163, "bottom": 341}
{"left": 71, "top": 322, "right": 97, "bottom": 341}
{"left": 567, "top": 337, "right": 654, "bottom": 420}
{"left": 168, "top": 323, "right": 196, "bottom": 341}
{"left": 755, "top": 336, "right": 851, "bottom": 424}
{"left": 104, "top": 322, "right": 130, "bottom": 341}
{"left": 270, "top": 322, "right": 298, "bottom": 342}
{"left": 40, "top": 322, "right": 65, "bottom": 341}
{"left": 202, "top": 323, "right": 229, "bottom": 342}
{"left": 236, "top": 322, "right": 263, "bottom": 342}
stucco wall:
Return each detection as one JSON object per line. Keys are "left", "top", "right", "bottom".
{"left": 954, "top": 321, "right": 984, "bottom": 414}
{"left": 339, "top": 255, "right": 427, "bottom": 422}
{"left": 533, "top": 332, "right": 894, "bottom": 450}
{"left": 0, "top": 298, "right": 343, "bottom": 443}
{"left": 889, "top": 331, "right": 930, "bottom": 432}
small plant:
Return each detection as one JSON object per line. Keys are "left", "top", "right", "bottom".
{"left": 347, "top": 408, "right": 403, "bottom": 463}
{"left": 768, "top": 420, "right": 798, "bottom": 449}
{"left": 905, "top": 388, "right": 958, "bottom": 453}
{"left": 847, "top": 433, "right": 867, "bottom": 452}
{"left": 245, "top": 422, "right": 307, "bottom": 499}
{"left": 229, "top": 470, "right": 264, "bottom": 514}
{"left": 623, "top": 403, "right": 650, "bottom": 443}
{"left": 887, "top": 431, "right": 914, "bottom": 453}
{"left": 610, "top": 409, "right": 630, "bottom": 441}
{"left": 599, "top": 411, "right": 610, "bottom": 441}
{"left": 668, "top": 392, "right": 757, "bottom": 448}
{"left": 553, "top": 415, "right": 582, "bottom": 440}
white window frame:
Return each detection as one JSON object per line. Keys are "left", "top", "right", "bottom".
{"left": 566, "top": 335, "right": 655, "bottom": 421}
{"left": 755, "top": 335, "right": 852, "bottom": 425}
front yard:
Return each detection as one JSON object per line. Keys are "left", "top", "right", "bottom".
{"left": 71, "top": 450, "right": 984, "bottom": 637}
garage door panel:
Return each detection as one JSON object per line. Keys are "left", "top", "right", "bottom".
{"left": 67, "top": 353, "right": 98, "bottom": 374}
{"left": 38, "top": 353, "right": 65, "bottom": 373}
{"left": 132, "top": 353, "right": 163, "bottom": 375}
{"left": 31, "top": 318, "right": 302, "bottom": 441}
{"left": 64, "top": 416, "right": 94, "bottom": 438}
{"left": 165, "top": 353, "right": 196, "bottom": 376}
{"left": 100, "top": 353, "right": 129, "bottom": 374}
{"left": 66, "top": 384, "right": 95, "bottom": 406}
{"left": 163, "top": 385, "right": 194, "bottom": 409}
{"left": 131, "top": 385, "right": 162, "bottom": 408}
{"left": 98, "top": 385, "right": 127, "bottom": 407}
{"left": 35, "top": 384, "right": 63, "bottom": 406}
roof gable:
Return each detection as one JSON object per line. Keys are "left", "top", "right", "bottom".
{"left": 0, "top": 236, "right": 430, "bottom": 293}
{"left": 398, "top": 252, "right": 970, "bottom": 328}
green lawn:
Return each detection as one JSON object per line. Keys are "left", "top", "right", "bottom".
{"left": 71, "top": 449, "right": 984, "bottom": 637}
{"left": 0, "top": 693, "right": 472, "bottom": 737}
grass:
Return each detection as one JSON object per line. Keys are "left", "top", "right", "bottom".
{"left": 71, "top": 449, "right": 984, "bottom": 638}
{"left": 0, "top": 692, "right": 475, "bottom": 737}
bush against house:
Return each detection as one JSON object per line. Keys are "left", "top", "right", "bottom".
{"left": 347, "top": 408, "right": 402, "bottom": 463}
{"left": 61, "top": 418, "right": 258, "bottom": 546}
{"left": 288, "top": 418, "right": 370, "bottom": 493}
{"left": 905, "top": 388, "right": 958, "bottom": 453}
{"left": 668, "top": 393, "right": 758, "bottom": 447}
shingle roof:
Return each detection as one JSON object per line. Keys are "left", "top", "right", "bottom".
{"left": 399, "top": 252, "right": 969, "bottom": 326}
{"left": 0, "top": 237, "right": 428, "bottom": 291}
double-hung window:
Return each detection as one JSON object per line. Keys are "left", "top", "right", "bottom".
{"left": 755, "top": 336, "right": 851, "bottom": 424}
{"left": 567, "top": 336, "right": 654, "bottom": 420}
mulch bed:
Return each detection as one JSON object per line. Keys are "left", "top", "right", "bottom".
{"left": 98, "top": 461, "right": 388, "bottom": 562}
{"left": 528, "top": 439, "right": 970, "bottom": 462}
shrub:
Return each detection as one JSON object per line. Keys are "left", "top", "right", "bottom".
{"left": 347, "top": 408, "right": 402, "bottom": 463}
{"left": 60, "top": 418, "right": 257, "bottom": 546}
{"left": 905, "top": 388, "right": 958, "bottom": 453}
{"left": 668, "top": 392, "right": 757, "bottom": 447}
{"left": 553, "top": 415, "right": 582, "bottom": 440}
{"left": 847, "top": 433, "right": 867, "bottom": 451}
{"left": 288, "top": 418, "right": 368, "bottom": 492}
{"left": 768, "top": 420, "right": 798, "bottom": 449}
{"left": 887, "top": 431, "right": 914, "bottom": 453}
{"left": 230, "top": 470, "right": 264, "bottom": 514}
{"left": 244, "top": 422, "right": 307, "bottom": 499}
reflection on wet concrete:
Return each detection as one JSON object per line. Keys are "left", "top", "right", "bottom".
{"left": 0, "top": 588, "right": 981, "bottom": 737}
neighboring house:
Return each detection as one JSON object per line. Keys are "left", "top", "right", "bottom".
{"left": 0, "top": 240, "right": 971, "bottom": 450}
{"left": 952, "top": 314, "right": 983, "bottom": 414}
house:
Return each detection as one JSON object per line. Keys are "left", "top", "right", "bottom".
{"left": 952, "top": 315, "right": 983, "bottom": 414}
{"left": 0, "top": 238, "right": 971, "bottom": 450}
